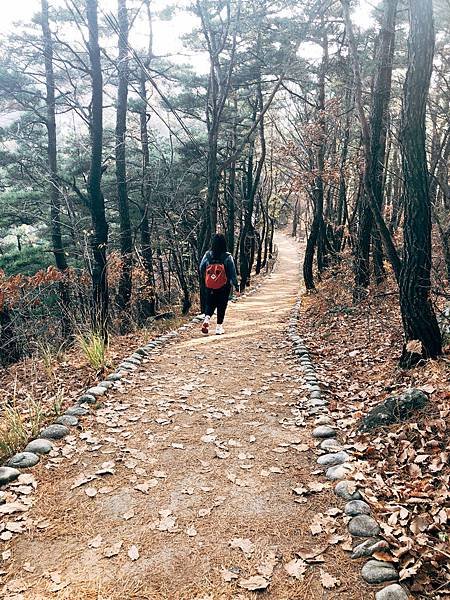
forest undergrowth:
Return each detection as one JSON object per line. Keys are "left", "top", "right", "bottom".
{"left": 0, "top": 307, "right": 192, "bottom": 462}
{"left": 299, "top": 257, "right": 450, "bottom": 598}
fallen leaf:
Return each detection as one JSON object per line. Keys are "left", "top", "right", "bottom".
{"left": 230, "top": 538, "right": 255, "bottom": 558}
{"left": 221, "top": 567, "right": 239, "bottom": 582}
{"left": 128, "top": 545, "right": 139, "bottom": 561}
{"left": 238, "top": 575, "right": 269, "bottom": 591}
{"left": 257, "top": 550, "right": 278, "bottom": 578}
{"left": 0, "top": 503, "right": 28, "bottom": 515}
{"left": 103, "top": 541, "right": 123, "bottom": 558}
{"left": 284, "top": 558, "right": 307, "bottom": 580}
{"left": 320, "top": 569, "right": 341, "bottom": 589}
{"left": 88, "top": 535, "right": 103, "bottom": 548}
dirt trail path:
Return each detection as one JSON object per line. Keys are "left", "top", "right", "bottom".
{"left": 3, "top": 234, "right": 374, "bottom": 600}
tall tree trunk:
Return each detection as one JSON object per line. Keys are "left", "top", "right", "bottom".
{"left": 239, "top": 82, "right": 266, "bottom": 291}
{"left": 86, "top": 0, "right": 108, "bottom": 338}
{"left": 115, "top": 0, "right": 133, "bottom": 317}
{"left": 41, "top": 0, "right": 72, "bottom": 340}
{"left": 303, "top": 30, "right": 327, "bottom": 290}
{"left": 399, "top": 0, "right": 442, "bottom": 366}
{"left": 342, "top": 0, "right": 402, "bottom": 282}
{"left": 138, "top": 0, "right": 156, "bottom": 318}
{"left": 353, "top": 0, "right": 398, "bottom": 298}
{"left": 139, "top": 211, "right": 156, "bottom": 321}
{"left": 226, "top": 161, "right": 236, "bottom": 255}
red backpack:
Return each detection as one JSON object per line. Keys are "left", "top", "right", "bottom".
{"left": 205, "top": 254, "right": 228, "bottom": 289}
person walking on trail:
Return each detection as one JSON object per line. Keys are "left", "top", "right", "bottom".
{"left": 200, "top": 233, "right": 240, "bottom": 335}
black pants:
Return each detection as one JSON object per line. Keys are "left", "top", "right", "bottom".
{"left": 205, "top": 285, "right": 231, "bottom": 324}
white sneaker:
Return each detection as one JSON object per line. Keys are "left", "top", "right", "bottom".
{"left": 215, "top": 325, "right": 224, "bottom": 335}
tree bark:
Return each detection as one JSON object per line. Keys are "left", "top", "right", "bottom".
{"left": 41, "top": 0, "right": 72, "bottom": 340}
{"left": 303, "top": 29, "right": 327, "bottom": 290}
{"left": 342, "top": 0, "right": 402, "bottom": 282}
{"left": 86, "top": 0, "right": 108, "bottom": 338}
{"left": 115, "top": 0, "right": 133, "bottom": 317}
{"left": 399, "top": 0, "right": 442, "bottom": 366}
{"left": 352, "top": 0, "right": 398, "bottom": 299}
{"left": 137, "top": 0, "right": 156, "bottom": 319}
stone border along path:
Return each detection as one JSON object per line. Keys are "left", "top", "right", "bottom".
{"left": 287, "top": 297, "right": 410, "bottom": 600}
{"left": 0, "top": 275, "right": 267, "bottom": 487}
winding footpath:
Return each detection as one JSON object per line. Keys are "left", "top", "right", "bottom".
{"left": 2, "top": 235, "right": 381, "bottom": 600}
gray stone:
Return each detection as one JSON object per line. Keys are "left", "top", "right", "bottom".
{"left": 358, "top": 388, "right": 428, "bottom": 432}
{"left": 5, "top": 452, "right": 40, "bottom": 469}
{"left": 77, "top": 394, "right": 96, "bottom": 405}
{"left": 348, "top": 515, "right": 380, "bottom": 537}
{"left": 24, "top": 439, "right": 53, "bottom": 455}
{"left": 335, "top": 480, "right": 362, "bottom": 501}
{"left": 40, "top": 424, "right": 70, "bottom": 440}
{"left": 118, "top": 362, "right": 137, "bottom": 371}
{"left": 98, "top": 380, "right": 113, "bottom": 389}
{"left": 310, "top": 398, "right": 328, "bottom": 407}
{"left": 326, "top": 463, "right": 353, "bottom": 480}
{"left": 134, "top": 348, "right": 148, "bottom": 357}
{"left": 345, "top": 499, "right": 371, "bottom": 516}
{"left": 317, "top": 451, "right": 350, "bottom": 467}
{"left": 107, "top": 373, "right": 122, "bottom": 381}
{"left": 125, "top": 356, "right": 141, "bottom": 365}
{"left": 307, "top": 385, "right": 321, "bottom": 393}
{"left": 352, "top": 538, "right": 387, "bottom": 559}
{"left": 307, "top": 407, "right": 324, "bottom": 416}
{"left": 55, "top": 415, "right": 78, "bottom": 427}
{"left": 0, "top": 466, "right": 20, "bottom": 485}
{"left": 304, "top": 374, "right": 317, "bottom": 381}
{"left": 375, "top": 584, "right": 409, "bottom": 600}
{"left": 86, "top": 386, "right": 107, "bottom": 397}
{"left": 361, "top": 560, "right": 398, "bottom": 584}
{"left": 320, "top": 438, "right": 342, "bottom": 451}
{"left": 312, "top": 425, "right": 336, "bottom": 439}
{"left": 316, "top": 416, "right": 334, "bottom": 426}
{"left": 65, "top": 406, "right": 88, "bottom": 417}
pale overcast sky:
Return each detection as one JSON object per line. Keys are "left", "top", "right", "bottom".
{"left": 0, "top": 1, "right": 378, "bottom": 59}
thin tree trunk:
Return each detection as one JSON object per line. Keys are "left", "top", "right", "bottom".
{"left": 115, "top": 0, "right": 133, "bottom": 318}
{"left": 303, "top": 30, "right": 327, "bottom": 290}
{"left": 352, "top": 0, "right": 398, "bottom": 298}
{"left": 399, "top": 0, "right": 442, "bottom": 366}
{"left": 86, "top": 0, "right": 108, "bottom": 339}
{"left": 342, "top": 0, "right": 402, "bottom": 282}
{"left": 41, "top": 0, "right": 72, "bottom": 340}
{"left": 138, "top": 0, "right": 156, "bottom": 318}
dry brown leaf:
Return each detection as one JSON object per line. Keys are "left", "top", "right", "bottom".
{"left": 257, "top": 550, "right": 278, "bottom": 578}
{"left": 229, "top": 538, "right": 255, "bottom": 557}
{"left": 284, "top": 558, "right": 307, "bottom": 580}
{"left": 320, "top": 569, "right": 341, "bottom": 589}
{"left": 128, "top": 545, "right": 139, "bottom": 561}
{"left": 221, "top": 567, "right": 239, "bottom": 582}
{"left": 88, "top": 535, "right": 103, "bottom": 548}
{"left": 238, "top": 575, "right": 269, "bottom": 591}
{"left": 103, "top": 541, "right": 123, "bottom": 558}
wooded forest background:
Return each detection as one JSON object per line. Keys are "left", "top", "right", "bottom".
{"left": 0, "top": 0, "right": 449, "bottom": 368}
